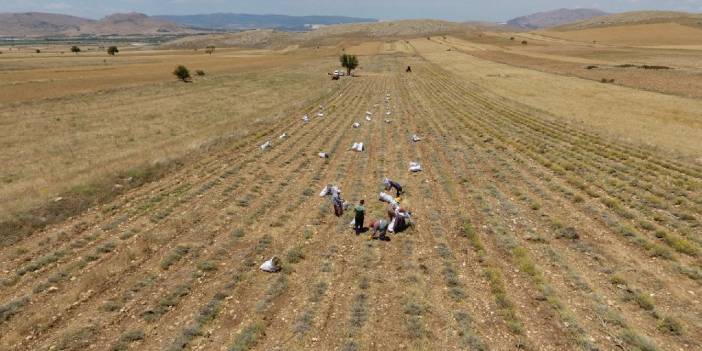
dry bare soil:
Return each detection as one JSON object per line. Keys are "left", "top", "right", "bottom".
{"left": 1, "top": 27, "right": 701, "bottom": 351}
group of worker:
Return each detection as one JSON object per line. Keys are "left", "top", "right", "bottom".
{"left": 323, "top": 177, "right": 411, "bottom": 241}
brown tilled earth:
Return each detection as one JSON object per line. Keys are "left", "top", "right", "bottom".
{"left": 1, "top": 33, "right": 701, "bottom": 351}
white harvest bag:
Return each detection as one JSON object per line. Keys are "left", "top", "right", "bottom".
{"left": 409, "top": 162, "right": 422, "bottom": 172}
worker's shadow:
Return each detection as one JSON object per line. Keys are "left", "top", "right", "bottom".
{"left": 355, "top": 227, "right": 370, "bottom": 234}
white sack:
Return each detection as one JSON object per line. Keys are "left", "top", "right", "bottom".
{"left": 352, "top": 142, "right": 364, "bottom": 152}
{"left": 388, "top": 217, "right": 396, "bottom": 233}
{"left": 320, "top": 185, "right": 340, "bottom": 197}
{"left": 319, "top": 152, "right": 329, "bottom": 158}
{"left": 379, "top": 192, "right": 398, "bottom": 206}
{"left": 320, "top": 186, "right": 330, "bottom": 197}
{"left": 279, "top": 133, "right": 288, "bottom": 139}
{"left": 260, "top": 257, "right": 281, "bottom": 273}
{"left": 365, "top": 116, "right": 372, "bottom": 121}
{"left": 412, "top": 134, "right": 421, "bottom": 142}
{"left": 260, "top": 141, "right": 271, "bottom": 150}
{"left": 409, "top": 162, "right": 422, "bottom": 172}
{"left": 352, "top": 122, "right": 361, "bottom": 128}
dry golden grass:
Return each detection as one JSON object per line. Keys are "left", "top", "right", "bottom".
{"left": 163, "top": 20, "right": 476, "bottom": 51}
{"left": 0, "top": 46, "right": 340, "bottom": 220}
{"left": 434, "top": 35, "right": 702, "bottom": 99}
{"left": 557, "top": 10, "right": 702, "bottom": 30}
{"left": 412, "top": 37, "right": 702, "bottom": 158}
{"left": 541, "top": 23, "right": 702, "bottom": 46}
{"left": 0, "top": 46, "right": 326, "bottom": 103}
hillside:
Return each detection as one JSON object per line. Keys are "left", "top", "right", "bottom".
{"left": 79, "top": 12, "right": 196, "bottom": 36}
{"left": 164, "top": 29, "right": 295, "bottom": 50}
{"left": 0, "top": 12, "right": 195, "bottom": 37}
{"left": 306, "top": 19, "right": 466, "bottom": 38}
{"left": 507, "top": 8, "right": 608, "bottom": 29}
{"left": 540, "top": 11, "right": 702, "bottom": 46}
{"left": 155, "top": 13, "right": 377, "bottom": 31}
{"left": 555, "top": 10, "right": 702, "bottom": 30}
{"left": 0, "top": 12, "right": 92, "bottom": 37}
{"left": 165, "top": 20, "right": 473, "bottom": 49}
{"left": 541, "top": 22, "right": 702, "bottom": 46}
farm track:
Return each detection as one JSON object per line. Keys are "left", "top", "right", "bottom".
{"left": 1, "top": 52, "right": 700, "bottom": 350}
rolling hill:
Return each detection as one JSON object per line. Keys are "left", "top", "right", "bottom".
{"left": 0, "top": 12, "right": 196, "bottom": 37}
{"left": 507, "top": 8, "right": 608, "bottom": 29}
{"left": 154, "top": 13, "right": 378, "bottom": 31}
{"left": 78, "top": 12, "right": 195, "bottom": 36}
{"left": 163, "top": 20, "right": 473, "bottom": 49}
{"left": 555, "top": 10, "right": 702, "bottom": 30}
{"left": 543, "top": 11, "right": 702, "bottom": 45}
{"left": 0, "top": 12, "right": 91, "bottom": 37}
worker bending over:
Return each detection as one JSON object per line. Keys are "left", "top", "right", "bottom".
{"left": 383, "top": 177, "right": 404, "bottom": 197}
{"left": 369, "top": 219, "right": 389, "bottom": 241}
{"left": 387, "top": 204, "right": 412, "bottom": 233}
{"left": 332, "top": 190, "right": 344, "bottom": 217}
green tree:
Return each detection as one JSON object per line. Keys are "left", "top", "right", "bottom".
{"left": 340, "top": 54, "right": 359, "bottom": 76}
{"left": 107, "top": 46, "right": 119, "bottom": 56}
{"left": 205, "top": 46, "right": 215, "bottom": 55}
{"left": 70, "top": 46, "right": 81, "bottom": 54}
{"left": 173, "top": 65, "right": 191, "bottom": 82}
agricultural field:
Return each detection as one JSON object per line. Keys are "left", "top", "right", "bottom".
{"left": 1, "top": 27, "right": 702, "bottom": 351}
{"left": 0, "top": 45, "right": 339, "bottom": 226}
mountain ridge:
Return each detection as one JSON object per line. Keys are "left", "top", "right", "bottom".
{"left": 0, "top": 12, "right": 194, "bottom": 37}
{"left": 507, "top": 8, "right": 609, "bottom": 29}
{"left": 0, "top": 11, "right": 380, "bottom": 37}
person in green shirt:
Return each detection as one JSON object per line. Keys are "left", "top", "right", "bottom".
{"left": 354, "top": 200, "right": 365, "bottom": 234}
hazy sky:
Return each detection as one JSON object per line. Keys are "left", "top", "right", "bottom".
{"left": 2, "top": 0, "right": 702, "bottom": 21}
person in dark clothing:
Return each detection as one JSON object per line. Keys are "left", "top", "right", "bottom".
{"left": 406, "top": 66, "right": 412, "bottom": 73}
{"left": 354, "top": 200, "right": 365, "bottom": 234}
{"left": 384, "top": 178, "right": 403, "bottom": 197}
{"left": 332, "top": 191, "right": 344, "bottom": 217}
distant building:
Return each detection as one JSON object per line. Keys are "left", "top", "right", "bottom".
{"left": 305, "top": 24, "right": 327, "bottom": 30}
